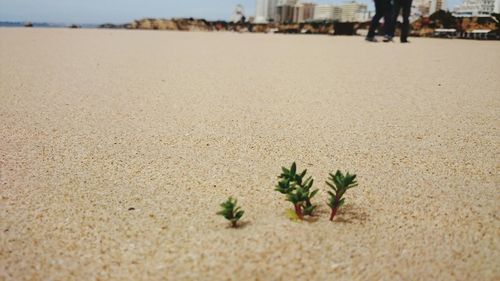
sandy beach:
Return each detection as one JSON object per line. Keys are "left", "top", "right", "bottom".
{"left": 0, "top": 28, "right": 499, "bottom": 280}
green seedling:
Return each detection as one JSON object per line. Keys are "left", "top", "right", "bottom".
{"left": 326, "top": 170, "right": 358, "bottom": 221}
{"left": 276, "top": 162, "right": 318, "bottom": 219}
{"left": 217, "top": 197, "right": 244, "bottom": 227}
{"left": 285, "top": 186, "right": 308, "bottom": 219}
{"left": 300, "top": 175, "right": 318, "bottom": 216}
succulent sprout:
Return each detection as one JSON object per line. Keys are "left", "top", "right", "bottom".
{"left": 326, "top": 170, "right": 358, "bottom": 221}
{"left": 217, "top": 197, "right": 244, "bottom": 227}
{"left": 276, "top": 162, "right": 318, "bottom": 219}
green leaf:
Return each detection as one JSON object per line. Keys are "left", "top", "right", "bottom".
{"left": 286, "top": 193, "right": 297, "bottom": 203}
{"left": 310, "top": 189, "right": 319, "bottom": 198}
{"left": 235, "top": 210, "right": 244, "bottom": 220}
{"left": 281, "top": 167, "right": 290, "bottom": 175}
{"left": 295, "top": 174, "right": 302, "bottom": 185}
{"left": 325, "top": 181, "right": 337, "bottom": 191}
{"left": 327, "top": 199, "right": 334, "bottom": 208}
{"left": 338, "top": 198, "right": 345, "bottom": 208}
{"left": 306, "top": 178, "right": 314, "bottom": 189}
{"left": 275, "top": 179, "right": 293, "bottom": 194}
{"left": 303, "top": 204, "right": 317, "bottom": 216}
{"left": 299, "top": 169, "right": 307, "bottom": 178}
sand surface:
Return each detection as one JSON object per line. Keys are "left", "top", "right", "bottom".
{"left": 0, "top": 28, "right": 499, "bottom": 280}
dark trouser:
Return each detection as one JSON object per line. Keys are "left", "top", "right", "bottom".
{"left": 390, "top": 0, "right": 412, "bottom": 41}
{"left": 367, "top": 0, "right": 392, "bottom": 38}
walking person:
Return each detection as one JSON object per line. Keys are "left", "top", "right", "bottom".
{"left": 366, "top": 0, "right": 392, "bottom": 42}
{"left": 388, "top": 0, "right": 413, "bottom": 43}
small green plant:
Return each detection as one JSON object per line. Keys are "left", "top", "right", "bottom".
{"left": 326, "top": 170, "right": 358, "bottom": 221}
{"left": 276, "top": 162, "right": 318, "bottom": 219}
{"left": 217, "top": 197, "right": 244, "bottom": 227}
{"left": 286, "top": 185, "right": 308, "bottom": 219}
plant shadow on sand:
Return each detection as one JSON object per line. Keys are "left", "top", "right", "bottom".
{"left": 226, "top": 220, "right": 251, "bottom": 229}
{"left": 309, "top": 204, "right": 368, "bottom": 224}
{"left": 333, "top": 204, "right": 369, "bottom": 224}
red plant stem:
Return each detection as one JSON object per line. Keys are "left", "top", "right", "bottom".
{"left": 330, "top": 207, "right": 338, "bottom": 221}
{"left": 294, "top": 203, "right": 304, "bottom": 219}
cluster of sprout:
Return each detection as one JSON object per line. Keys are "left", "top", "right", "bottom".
{"left": 217, "top": 162, "right": 358, "bottom": 227}
{"left": 275, "top": 162, "right": 318, "bottom": 219}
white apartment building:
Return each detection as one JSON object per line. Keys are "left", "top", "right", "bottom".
{"left": 276, "top": 0, "right": 298, "bottom": 23}
{"left": 255, "top": 0, "right": 268, "bottom": 23}
{"left": 333, "top": 6, "right": 343, "bottom": 20}
{"left": 268, "top": 0, "right": 278, "bottom": 22}
{"left": 258, "top": 0, "right": 376, "bottom": 23}
{"left": 453, "top": 0, "right": 499, "bottom": 16}
{"left": 313, "top": 2, "right": 369, "bottom": 22}
{"left": 255, "top": 0, "right": 279, "bottom": 23}
{"left": 354, "top": 10, "right": 372, "bottom": 22}
{"left": 293, "top": 2, "right": 316, "bottom": 22}
{"left": 277, "top": 0, "right": 298, "bottom": 4}
{"left": 340, "top": 1, "right": 368, "bottom": 22}
{"left": 411, "top": 0, "right": 432, "bottom": 20}
{"left": 313, "top": 4, "right": 342, "bottom": 21}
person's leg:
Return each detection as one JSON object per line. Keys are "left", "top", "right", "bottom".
{"left": 391, "top": 0, "right": 401, "bottom": 38}
{"left": 367, "top": 0, "right": 385, "bottom": 39}
{"left": 400, "top": 0, "right": 412, "bottom": 42}
{"left": 383, "top": 0, "right": 393, "bottom": 37}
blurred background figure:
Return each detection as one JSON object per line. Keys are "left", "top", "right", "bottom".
{"left": 390, "top": 0, "right": 413, "bottom": 43}
{"left": 366, "top": 0, "right": 392, "bottom": 42}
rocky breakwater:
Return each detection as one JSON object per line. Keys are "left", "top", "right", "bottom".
{"left": 128, "top": 18, "right": 215, "bottom": 31}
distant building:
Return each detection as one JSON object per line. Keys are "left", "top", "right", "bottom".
{"left": 278, "top": 0, "right": 298, "bottom": 6}
{"left": 332, "top": 6, "right": 343, "bottom": 20}
{"left": 293, "top": 2, "right": 316, "bottom": 22}
{"left": 313, "top": 4, "right": 342, "bottom": 21}
{"left": 312, "top": 2, "right": 370, "bottom": 22}
{"left": 276, "top": 0, "right": 298, "bottom": 23}
{"left": 411, "top": 0, "right": 432, "bottom": 20}
{"left": 255, "top": 0, "right": 279, "bottom": 23}
{"left": 354, "top": 10, "right": 373, "bottom": 22}
{"left": 268, "top": 0, "right": 279, "bottom": 22}
{"left": 255, "top": 0, "right": 267, "bottom": 23}
{"left": 339, "top": 1, "right": 368, "bottom": 22}
{"left": 257, "top": 0, "right": 375, "bottom": 23}
{"left": 276, "top": 5, "right": 295, "bottom": 23}
{"left": 453, "top": 0, "right": 499, "bottom": 16}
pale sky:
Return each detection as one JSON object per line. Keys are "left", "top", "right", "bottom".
{"left": 0, "top": 0, "right": 460, "bottom": 24}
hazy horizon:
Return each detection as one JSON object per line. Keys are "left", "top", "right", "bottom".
{"left": 0, "top": 0, "right": 462, "bottom": 24}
